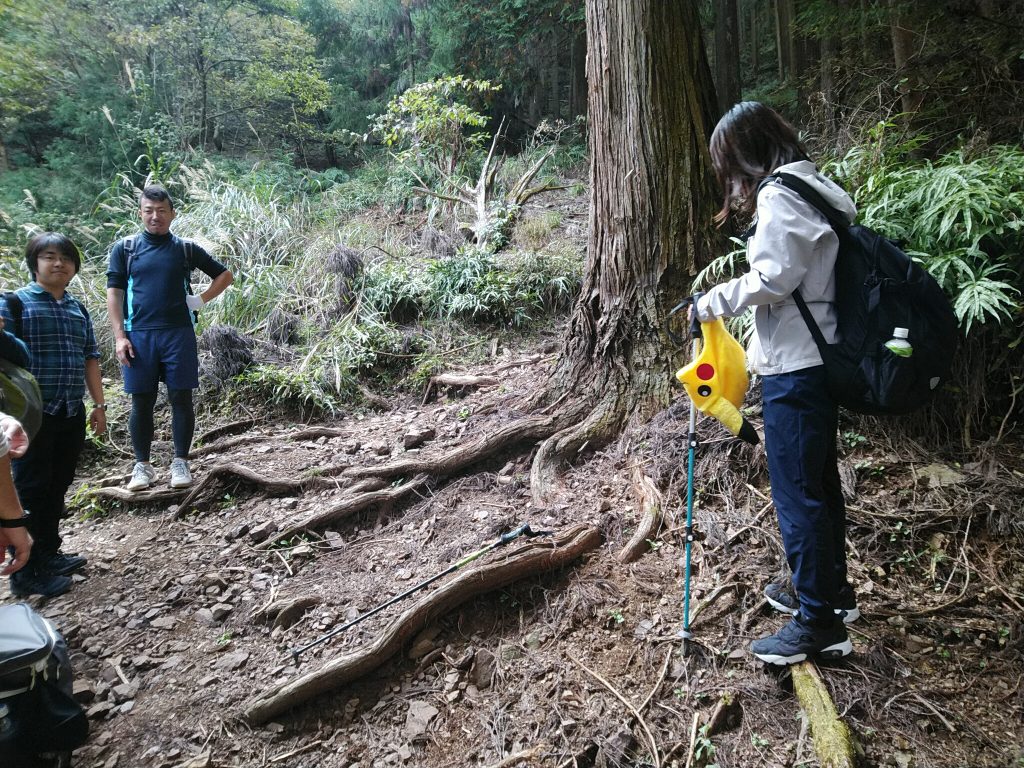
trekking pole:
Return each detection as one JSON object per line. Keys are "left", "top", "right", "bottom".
{"left": 289, "top": 522, "right": 551, "bottom": 662}
{"left": 667, "top": 295, "right": 703, "bottom": 645}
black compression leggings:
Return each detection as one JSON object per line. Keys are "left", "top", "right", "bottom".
{"left": 129, "top": 389, "right": 195, "bottom": 461}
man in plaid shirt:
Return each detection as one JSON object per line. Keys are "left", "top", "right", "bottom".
{"left": 1, "top": 232, "right": 107, "bottom": 597}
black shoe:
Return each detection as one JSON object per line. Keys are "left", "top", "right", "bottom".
{"left": 764, "top": 583, "right": 861, "bottom": 624}
{"left": 44, "top": 551, "right": 88, "bottom": 576}
{"left": 751, "top": 617, "right": 852, "bottom": 665}
{"left": 9, "top": 567, "right": 73, "bottom": 598}
{"left": 764, "top": 583, "right": 800, "bottom": 615}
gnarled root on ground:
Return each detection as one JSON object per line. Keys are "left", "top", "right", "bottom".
{"left": 617, "top": 463, "right": 665, "bottom": 563}
{"left": 243, "top": 523, "right": 603, "bottom": 725}
{"left": 344, "top": 414, "right": 561, "bottom": 481}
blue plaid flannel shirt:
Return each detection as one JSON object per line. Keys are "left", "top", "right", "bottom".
{"left": 1, "top": 284, "right": 100, "bottom": 417}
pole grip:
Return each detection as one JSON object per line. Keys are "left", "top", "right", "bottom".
{"left": 689, "top": 291, "right": 704, "bottom": 340}
{"left": 499, "top": 523, "right": 531, "bottom": 545}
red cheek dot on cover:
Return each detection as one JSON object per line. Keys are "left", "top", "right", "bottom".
{"left": 697, "top": 363, "right": 715, "bottom": 380}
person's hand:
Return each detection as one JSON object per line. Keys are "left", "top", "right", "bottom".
{"left": 89, "top": 406, "right": 107, "bottom": 435}
{"left": 0, "top": 525, "right": 33, "bottom": 575}
{"left": 115, "top": 336, "right": 135, "bottom": 366}
{"left": 185, "top": 294, "right": 205, "bottom": 312}
{"left": 0, "top": 415, "right": 29, "bottom": 458}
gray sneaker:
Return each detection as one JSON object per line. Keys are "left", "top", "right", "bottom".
{"left": 169, "top": 458, "right": 193, "bottom": 489}
{"left": 765, "top": 583, "right": 861, "bottom": 624}
{"left": 126, "top": 462, "right": 156, "bottom": 492}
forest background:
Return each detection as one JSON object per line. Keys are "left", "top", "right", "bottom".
{"left": 1, "top": 2, "right": 1024, "bottom": 767}
{"left": 0, "top": 0, "right": 1022, "bottom": 432}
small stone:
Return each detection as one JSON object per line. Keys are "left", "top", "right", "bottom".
{"left": 403, "top": 426, "right": 436, "bottom": 450}
{"left": 470, "top": 650, "right": 496, "bottom": 690}
{"left": 341, "top": 440, "right": 361, "bottom": 454}
{"left": 150, "top": 616, "right": 177, "bottom": 630}
{"left": 73, "top": 679, "right": 96, "bottom": 704}
{"left": 210, "top": 603, "right": 234, "bottom": 622}
{"left": 249, "top": 521, "right": 278, "bottom": 544}
{"left": 87, "top": 701, "right": 116, "bottom": 720}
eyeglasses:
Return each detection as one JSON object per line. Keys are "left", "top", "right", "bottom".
{"left": 38, "top": 254, "right": 75, "bottom": 264}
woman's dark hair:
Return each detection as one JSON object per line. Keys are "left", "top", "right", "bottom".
{"left": 709, "top": 101, "right": 810, "bottom": 225}
{"left": 140, "top": 184, "right": 174, "bottom": 209}
{"left": 24, "top": 232, "right": 81, "bottom": 279}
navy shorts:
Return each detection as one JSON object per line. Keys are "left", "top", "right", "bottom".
{"left": 123, "top": 327, "right": 199, "bottom": 393}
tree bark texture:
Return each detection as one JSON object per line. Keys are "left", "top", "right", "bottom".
{"left": 531, "top": 0, "right": 721, "bottom": 497}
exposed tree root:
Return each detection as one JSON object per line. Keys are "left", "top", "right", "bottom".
{"left": 88, "top": 485, "right": 186, "bottom": 504}
{"left": 243, "top": 523, "right": 603, "bottom": 724}
{"left": 618, "top": 463, "right": 665, "bottom": 563}
{"left": 254, "top": 596, "right": 322, "bottom": 629}
{"left": 422, "top": 373, "right": 499, "bottom": 405}
{"left": 273, "top": 476, "right": 430, "bottom": 542}
{"left": 345, "top": 414, "right": 560, "bottom": 481}
{"left": 287, "top": 427, "right": 351, "bottom": 441}
{"left": 790, "top": 662, "right": 856, "bottom": 768}
{"left": 195, "top": 418, "right": 259, "bottom": 445}
{"left": 191, "top": 434, "right": 274, "bottom": 458}
{"left": 529, "top": 399, "right": 620, "bottom": 505}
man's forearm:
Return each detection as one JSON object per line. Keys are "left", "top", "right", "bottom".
{"left": 200, "top": 270, "right": 234, "bottom": 303}
{"left": 85, "top": 358, "right": 104, "bottom": 404}
{"left": 106, "top": 288, "right": 127, "bottom": 339}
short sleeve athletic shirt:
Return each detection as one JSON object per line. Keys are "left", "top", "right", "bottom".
{"left": 106, "top": 231, "right": 228, "bottom": 331}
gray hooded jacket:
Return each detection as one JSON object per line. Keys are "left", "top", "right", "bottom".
{"left": 695, "top": 160, "right": 857, "bottom": 376}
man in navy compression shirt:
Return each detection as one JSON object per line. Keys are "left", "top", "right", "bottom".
{"left": 106, "top": 185, "right": 233, "bottom": 492}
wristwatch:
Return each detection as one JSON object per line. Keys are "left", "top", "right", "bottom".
{"left": 0, "top": 516, "right": 28, "bottom": 528}
{"left": 94, "top": 403, "right": 108, "bottom": 410}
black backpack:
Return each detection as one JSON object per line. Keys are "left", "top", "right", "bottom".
{"left": 1, "top": 293, "right": 44, "bottom": 439}
{"left": 0, "top": 603, "right": 89, "bottom": 766}
{"left": 756, "top": 173, "right": 959, "bottom": 416}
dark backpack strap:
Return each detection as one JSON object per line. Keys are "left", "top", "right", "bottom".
{"left": 124, "top": 235, "right": 137, "bottom": 278}
{"left": 757, "top": 174, "right": 846, "bottom": 359}
{"left": 791, "top": 288, "right": 830, "bottom": 355}
{"left": 3, "top": 292, "right": 24, "bottom": 339}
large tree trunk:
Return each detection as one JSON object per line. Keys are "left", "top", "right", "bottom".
{"left": 889, "top": 0, "right": 922, "bottom": 115}
{"left": 715, "top": 0, "right": 741, "bottom": 115}
{"left": 529, "top": 0, "right": 720, "bottom": 502}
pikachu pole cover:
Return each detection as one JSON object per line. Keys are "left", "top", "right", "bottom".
{"left": 676, "top": 318, "right": 759, "bottom": 445}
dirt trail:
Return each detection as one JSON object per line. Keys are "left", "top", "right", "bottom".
{"left": 8, "top": 348, "right": 1023, "bottom": 768}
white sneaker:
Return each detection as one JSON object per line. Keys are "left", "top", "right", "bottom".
{"left": 126, "top": 462, "right": 156, "bottom": 492}
{"left": 169, "top": 458, "right": 193, "bottom": 489}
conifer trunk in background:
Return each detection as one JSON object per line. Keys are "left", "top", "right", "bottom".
{"left": 570, "top": 32, "right": 588, "bottom": 118}
{"left": 889, "top": 0, "right": 922, "bottom": 115}
{"left": 530, "top": 0, "right": 721, "bottom": 500}
{"left": 715, "top": 0, "right": 741, "bottom": 114}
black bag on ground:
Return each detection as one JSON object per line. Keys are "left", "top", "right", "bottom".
{"left": 760, "top": 173, "right": 960, "bottom": 416}
{"left": 0, "top": 603, "right": 88, "bottom": 765}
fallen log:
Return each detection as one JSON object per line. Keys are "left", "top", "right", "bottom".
{"left": 791, "top": 662, "right": 856, "bottom": 768}
{"left": 243, "top": 523, "right": 603, "bottom": 724}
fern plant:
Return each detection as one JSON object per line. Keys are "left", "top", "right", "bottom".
{"left": 827, "top": 138, "right": 1024, "bottom": 332}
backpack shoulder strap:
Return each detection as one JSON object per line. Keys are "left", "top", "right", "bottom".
{"left": 124, "top": 235, "right": 137, "bottom": 278}
{"left": 755, "top": 175, "right": 837, "bottom": 355}
{"left": 3, "top": 292, "right": 24, "bottom": 339}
